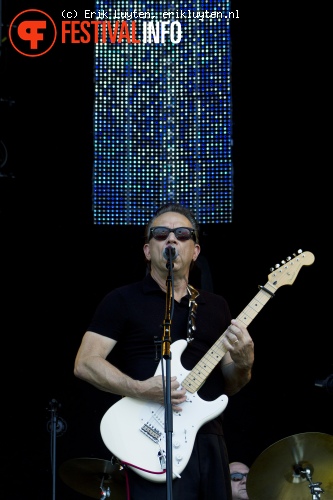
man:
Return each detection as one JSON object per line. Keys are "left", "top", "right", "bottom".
{"left": 229, "top": 462, "right": 250, "bottom": 500}
{"left": 74, "top": 203, "right": 255, "bottom": 500}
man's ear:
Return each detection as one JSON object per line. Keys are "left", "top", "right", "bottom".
{"left": 192, "top": 244, "right": 201, "bottom": 262}
{"left": 143, "top": 243, "right": 151, "bottom": 261}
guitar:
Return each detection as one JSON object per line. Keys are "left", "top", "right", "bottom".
{"left": 100, "top": 250, "right": 315, "bottom": 482}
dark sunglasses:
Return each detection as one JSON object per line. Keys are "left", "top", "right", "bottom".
{"left": 230, "top": 473, "right": 248, "bottom": 482}
{"left": 149, "top": 226, "right": 196, "bottom": 242}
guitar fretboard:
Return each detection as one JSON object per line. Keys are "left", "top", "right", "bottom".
{"left": 181, "top": 282, "right": 276, "bottom": 393}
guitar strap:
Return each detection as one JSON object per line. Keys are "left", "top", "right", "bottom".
{"left": 186, "top": 284, "right": 200, "bottom": 343}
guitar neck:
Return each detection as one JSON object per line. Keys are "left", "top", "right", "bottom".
{"left": 181, "top": 281, "right": 276, "bottom": 393}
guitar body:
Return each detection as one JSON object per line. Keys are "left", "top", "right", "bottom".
{"left": 100, "top": 250, "right": 315, "bottom": 483}
{"left": 100, "top": 339, "right": 229, "bottom": 482}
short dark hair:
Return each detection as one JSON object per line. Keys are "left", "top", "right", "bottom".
{"left": 144, "top": 203, "right": 200, "bottom": 244}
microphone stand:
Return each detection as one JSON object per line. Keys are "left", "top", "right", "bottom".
{"left": 315, "top": 374, "right": 333, "bottom": 395}
{"left": 46, "top": 399, "right": 67, "bottom": 500}
{"left": 162, "top": 247, "right": 174, "bottom": 500}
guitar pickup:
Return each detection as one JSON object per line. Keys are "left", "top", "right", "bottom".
{"left": 140, "top": 423, "right": 162, "bottom": 443}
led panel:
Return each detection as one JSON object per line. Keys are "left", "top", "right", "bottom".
{"left": 93, "top": 1, "right": 234, "bottom": 224}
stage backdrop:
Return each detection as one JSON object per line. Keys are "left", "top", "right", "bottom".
{"left": 93, "top": 0, "right": 235, "bottom": 225}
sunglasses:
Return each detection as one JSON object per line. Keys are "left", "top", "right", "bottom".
{"left": 230, "top": 473, "right": 248, "bottom": 482}
{"left": 149, "top": 226, "right": 196, "bottom": 242}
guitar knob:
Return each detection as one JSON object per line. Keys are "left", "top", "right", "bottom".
{"left": 175, "top": 454, "right": 183, "bottom": 462}
{"left": 173, "top": 441, "right": 180, "bottom": 449}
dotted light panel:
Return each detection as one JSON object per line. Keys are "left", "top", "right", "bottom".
{"left": 93, "top": 1, "right": 233, "bottom": 224}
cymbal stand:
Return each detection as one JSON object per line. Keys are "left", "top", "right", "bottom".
{"left": 306, "top": 471, "right": 324, "bottom": 499}
{"left": 295, "top": 466, "right": 324, "bottom": 499}
{"left": 100, "top": 478, "right": 110, "bottom": 499}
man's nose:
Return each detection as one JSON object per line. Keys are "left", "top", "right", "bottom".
{"left": 167, "top": 231, "right": 177, "bottom": 241}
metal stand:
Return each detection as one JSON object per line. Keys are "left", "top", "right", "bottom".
{"left": 46, "top": 399, "right": 67, "bottom": 500}
{"left": 162, "top": 248, "right": 175, "bottom": 500}
{"left": 100, "top": 479, "right": 111, "bottom": 499}
{"left": 294, "top": 466, "right": 324, "bottom": 499}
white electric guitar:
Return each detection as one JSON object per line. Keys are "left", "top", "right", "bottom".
{"left": 100, "top": 250, "right": 315, "bottom": 482}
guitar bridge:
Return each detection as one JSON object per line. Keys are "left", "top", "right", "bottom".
{"left": 140, "top": 423, "right": 162, "bottom": 443}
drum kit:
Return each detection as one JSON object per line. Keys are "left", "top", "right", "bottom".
{"left": 59, "top": 432, "right": 333, "bottom": 500}
{"left": 247, "top": 432, "right": 333, "bottom": 500}
{"left": 59, "top": 456, "right": 127, "bottom": 499}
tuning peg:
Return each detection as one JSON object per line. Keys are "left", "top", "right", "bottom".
{"left": 269, "top": 263, "right": 281, "bottom": 272}
{"left": 270, "top": 250, "right": 305, "bottom": 273}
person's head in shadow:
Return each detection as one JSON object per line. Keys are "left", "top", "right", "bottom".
{"left": 229, "top": 462, "right": 250, "bottom": 500}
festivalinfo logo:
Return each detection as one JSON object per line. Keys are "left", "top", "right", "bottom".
{"left": 9, "top": 10, "right": 57, "bottom": 57}
{"left": 8, "top": 8, "right": 187, "bottom": 57}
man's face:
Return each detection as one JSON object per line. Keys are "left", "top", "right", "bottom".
{"left": 143, "top": 211, "right": 200, "bottom": 274}
{"left": 230, "top": 463, "right": 249, "bottom": 500}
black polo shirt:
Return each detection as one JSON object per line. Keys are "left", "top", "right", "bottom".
{"left": 88, "top": 273, "right": 232, "bottom": 434}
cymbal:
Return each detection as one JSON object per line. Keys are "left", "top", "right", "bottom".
{"left": 247, "top": 432, "right": 333, "bottom": 500}
{"left": 59, "top": 457, "right": 126, "bottom": 499}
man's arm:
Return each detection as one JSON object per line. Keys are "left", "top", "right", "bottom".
{"left": 221, "top": 319, "right": 254, "bottom": 396}
{"left": 74, "top": 331, "right": 186, "bottom": 409}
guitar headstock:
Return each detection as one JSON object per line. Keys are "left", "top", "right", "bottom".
{"left": 267, "top": 250, "right": 315, "bottom": 289}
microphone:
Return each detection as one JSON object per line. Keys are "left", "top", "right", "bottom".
{"left": 163, "top": 246, "right": 178, "bottom": 261}
{"left": 315, "top": 374, "right": 333, "bottom": 394}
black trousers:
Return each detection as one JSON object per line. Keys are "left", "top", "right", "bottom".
{"left": 125, "top": 433, "right": 232, "bottom": 500}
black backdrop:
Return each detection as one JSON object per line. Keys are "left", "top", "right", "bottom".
{"left": 0, "top": 1, "right": 331, "bottom": 499}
